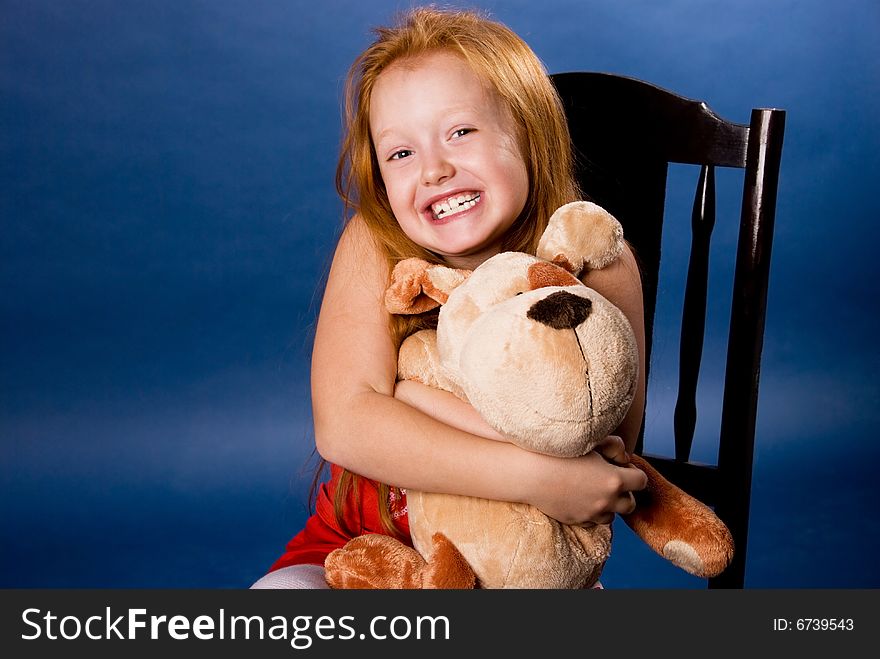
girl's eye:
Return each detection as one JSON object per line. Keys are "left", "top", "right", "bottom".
{"left": 389, "top": 149, "right": 413, "bottom": 161}
{"left": 452, "top": 128, "right": 474, "bottom": 139}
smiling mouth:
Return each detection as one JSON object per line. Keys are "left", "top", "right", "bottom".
{"left": 430, "top": 192, "right": 481, "bottom": 220}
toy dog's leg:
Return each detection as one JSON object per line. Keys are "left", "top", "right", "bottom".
{"left": 421, "top": 533, "right": 476, "bottom": 589}
{"left": 325, "top": 535, "right": 426, "bottom": 589}
{"left": 623, "top": 455, "right": 735, "bottom": 579}
{"left": 324, "top": 533, "right": 475, "bottom": 589}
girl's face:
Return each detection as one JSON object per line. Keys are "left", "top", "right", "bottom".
{"left": 370, "top": 51, "right": 529, "bottom": 269}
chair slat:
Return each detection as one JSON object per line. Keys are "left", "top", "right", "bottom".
{"left": 674, "top": 165, "right": 716, "bottom": 461}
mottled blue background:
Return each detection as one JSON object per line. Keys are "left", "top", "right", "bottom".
{"left": 2, "top": 0, "right": 878, "bottom": 588}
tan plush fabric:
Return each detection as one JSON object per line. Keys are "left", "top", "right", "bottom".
{"left": 408, "top": 491, "right": 609, "bottom": 589}
{"left": 537, "top": 201, "right": 625, "bottom": 274}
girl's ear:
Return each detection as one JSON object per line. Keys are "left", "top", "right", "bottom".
{"left": 385, "top": 258, "right": 471, "bottom": 314}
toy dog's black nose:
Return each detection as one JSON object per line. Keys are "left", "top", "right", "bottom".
{"left": 527, "top": 291, "right": 592, "bottom": 330}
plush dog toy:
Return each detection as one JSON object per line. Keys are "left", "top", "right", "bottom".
{"left": 324, "top": 201, "right": 734, "bottom": 589}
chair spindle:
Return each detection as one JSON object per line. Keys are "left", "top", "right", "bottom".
{"left": 673, "top": 164, "right": 716, "bottom": 461}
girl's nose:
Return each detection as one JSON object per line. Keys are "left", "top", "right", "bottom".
{"left": 421, "top": 153, "right": 455, "bottom": 186}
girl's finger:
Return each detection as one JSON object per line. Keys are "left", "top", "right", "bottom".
{"left": 619, "top": 463, "right": 649, "bottom": 492}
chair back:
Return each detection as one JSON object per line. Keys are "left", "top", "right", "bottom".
{"left": 551, "top": 72, "right": 785, "bottom": 587}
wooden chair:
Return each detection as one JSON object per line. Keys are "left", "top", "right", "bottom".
{"left": 550, "top": 72, "right": 785, "bottom": 588}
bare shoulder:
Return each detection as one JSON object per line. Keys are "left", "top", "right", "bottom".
{"left": 312, "top": 214, "right": 398, "bottom": 399}
{"left": 330, "top": 214, "right": 387, "bottom": 287}
{"left": 319, "top": 213, "right": 392, "bottom": 330}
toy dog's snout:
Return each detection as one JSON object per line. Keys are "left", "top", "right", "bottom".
{"left": 526, "top": 291, "right": 592, "bottom": 330}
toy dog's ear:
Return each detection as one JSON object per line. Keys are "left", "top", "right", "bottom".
{"left": 537, "top": 201, "right": 625, "bottom": 277}
{"left": 385, "top": 258, "right": 471, "bottom": 314}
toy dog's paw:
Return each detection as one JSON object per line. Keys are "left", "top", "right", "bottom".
{"left": 324, "top": 534, "right": 427, "bottom": 589}
{"left": 324, "top": 533, "right": 476, "bottom": 589}
{"left": 624, "top": 455, "right": 735, "bottom": 579}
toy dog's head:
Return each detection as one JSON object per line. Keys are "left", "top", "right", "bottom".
{"left": 386, "top": 201, "right": 638, "bottom": 457}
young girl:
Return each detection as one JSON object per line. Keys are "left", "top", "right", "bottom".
{"left": 251, "top": 6, "right": 648, "bottom": 590}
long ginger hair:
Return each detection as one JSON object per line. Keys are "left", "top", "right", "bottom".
{"left": 322, "top": 6, "right": 581, "bottom": 537}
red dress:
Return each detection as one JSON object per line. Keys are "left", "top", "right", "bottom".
{"left": 269, "top": 463, "right": 411, "bottom": 571}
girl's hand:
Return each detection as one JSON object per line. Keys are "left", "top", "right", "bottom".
{"left": 523, "top": 435, "right": 648, "bottom": 526}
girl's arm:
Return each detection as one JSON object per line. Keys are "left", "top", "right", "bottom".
{"left": 393, "top": 379, "right": 508, "bottom": 442}
{"left": 311, "top": 216, "right": 646, "bottom": 526}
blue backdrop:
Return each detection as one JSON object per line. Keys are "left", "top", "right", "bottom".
{"left": 2, "top": 0, "right": 878, "bottom": 588}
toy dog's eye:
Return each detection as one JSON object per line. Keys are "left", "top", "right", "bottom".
{"left": 515, "top": 292, "right": 524, "bottom": 296}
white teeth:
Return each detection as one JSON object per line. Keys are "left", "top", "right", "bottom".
{"left": 431, "top": 193, "right": 481, "bottom": 219}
